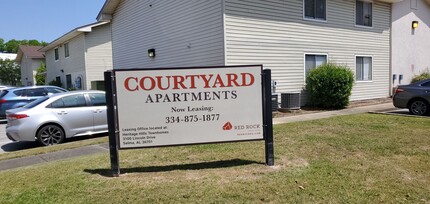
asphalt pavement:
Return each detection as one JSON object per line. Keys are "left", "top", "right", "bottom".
{"left": 0, "top": 122, "right": 39, "bottom": 153}
{"left": 0, "top": 102, "right": 419, "bottom": 172}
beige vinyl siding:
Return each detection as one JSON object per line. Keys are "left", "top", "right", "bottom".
{"left": 224, "top": 0, "right": 391, "bottom": 101}
{"left": 84, "top": 23, "right": 113, "bottom": 90}
{"left": 111, "top": 0, "right": 225, "bottom": 69}
{"left": 31, "top": 59, "right": 43, "bottom": 84}
{"left": 45, "top": 34, "right": 86, "bottom": 89}
{"left": 45, "top": 49, "right": 58, "bottom": 85}
{"left": 20, "top": 57, "right": 31, "bottom": 85}
{"left": 20, "top": 58, "right": 43, "bottom": 85}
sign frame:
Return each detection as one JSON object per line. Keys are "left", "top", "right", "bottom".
{"left": 105, "top": 65, "right": 274, "bottom": 177}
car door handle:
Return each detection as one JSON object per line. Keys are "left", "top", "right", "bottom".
{"left": 57, "top": 111, "right": 68, "bottom": 115}
{"left": 93, "top": 109, "right": 103, "bottom": 113}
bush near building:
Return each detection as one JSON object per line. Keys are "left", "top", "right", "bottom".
{"left": 306, "top": 63, "right": 354, "bottom": 109}
{"left": 411, "top": 68, "right": 430, "bottom": 83}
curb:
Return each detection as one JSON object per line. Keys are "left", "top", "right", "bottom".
{"left": 0, "top": 143, "right": 108, "bottom": 172}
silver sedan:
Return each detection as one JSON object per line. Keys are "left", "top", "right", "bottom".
{"left": 5, "top": 90, "right": 107, "bottom": 146}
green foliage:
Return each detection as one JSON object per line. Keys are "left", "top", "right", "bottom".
{"left": 48, "top": 79, "right": 63, "bottom": 88}
{"left": 411, "top": 68, "right": 430, "bottom": 83}
{"left": 0, "top": 38, "right": 4, "bottom": 52}
{"left": 35, "top": 62, "right": 46, "bottom": 85}
{"left": 0, "top": 59, "right": 21, "bottom": 86}
{"left": 306, "top": 63, "right": 354, "bottom": 109}
{"left": 4, "top": 39, "right": 20, "bottom": 53}
{"left": 0, "top": 38, "right": 47, "bottom": 53}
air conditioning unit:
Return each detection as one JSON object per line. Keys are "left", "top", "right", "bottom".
{"left": 281, "top": 93, "right": 300, "bottom": 110}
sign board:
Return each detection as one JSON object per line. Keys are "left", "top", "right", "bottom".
{"left": 113, "top": 65, "right": 264, "bottom": 149}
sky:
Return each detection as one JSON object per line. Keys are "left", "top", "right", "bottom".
{"left": 0, "top": 0, "right": 106, "bottom": 43}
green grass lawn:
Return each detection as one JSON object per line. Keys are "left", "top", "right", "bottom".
{"left": 0, "top": 136, "right": 108, "bottom": 161}
{"left": 0, "top": 114, "right": 429, "bottom": 203}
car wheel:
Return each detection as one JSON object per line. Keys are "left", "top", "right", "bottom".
{"left": 37, "top": 125, "right": 65, "bottom": 146}
{"left": 409, "top": 99, "right": 429, "bottom": 116}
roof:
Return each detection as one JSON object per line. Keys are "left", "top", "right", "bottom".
{"left": 97, "top": 0, "right": 120, "bottom": 21}
{"left": 15, "top": 45, "right": 44, "bottom": 63}
{"left": 39, "top": 21, "right": 110, "bottom": 52}
{"left": 97, "top": 0, "right": 403, "bottom": 21}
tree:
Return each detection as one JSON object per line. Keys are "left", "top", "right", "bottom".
{"left": 35, "top": 62, "right": 47, "bottom": 85}
{"left": 1, "top": 39, "right": 48, "bottom": 53}
{"left": 4, "top": 39, "right": 20, "bottom": 53}
{"left": 0, "top": 38, "right": 4, "bottom": 52}
{"left": 0, "top": 59, "right": 21, "bottom": 86}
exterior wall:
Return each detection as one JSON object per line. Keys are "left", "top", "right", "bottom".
{"left": 111, "top": 0, "right": 225, "bottom": 69}
{"left": 84, "top": 23, "right": 113, "bottom": 90}
{"left": 392, "top": 0, "right": 430, "bottom": 86}
{"left": 20, "top": 57, "right": 43, "bottom": 86}
{"left": 224, "top": 0, "right": 391, "bottom": 101}
{"left": 46, "top": 34, "right": 86, "bottom": 89}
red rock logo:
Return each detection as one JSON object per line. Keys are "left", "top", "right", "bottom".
{"left": 223, "top": 122, "right": 233, "bottom": 130}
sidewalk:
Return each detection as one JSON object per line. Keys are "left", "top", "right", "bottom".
{"left": 273, "top": 102, "right": 395, "bottom": 124}
{"left": 0, "top": 102, "right": 396, "bottom": 172}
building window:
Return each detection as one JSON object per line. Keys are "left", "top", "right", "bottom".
{"left": 64, "top": 43, "right": 70, "bottom": 58}
{"left": 305, "top": 54, "right": 327, "bottom": 79}
{"left": 356, "top": 0, "right": 372, "bottom": 27}
{"left": 66, "top": 74, "right": 72, "bottom": 89}
{"left": 54, "top": 48, "right": 59, "bottom": 61}
{"left": 356, "top": 56, "right": 372, "bottom": 81}
{"left": 304, "top": 0, "right": 326, "bottom": 21}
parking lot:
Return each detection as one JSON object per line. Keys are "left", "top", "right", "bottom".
{"left": 0, "top": 121, "right": 40, "bottom": 153}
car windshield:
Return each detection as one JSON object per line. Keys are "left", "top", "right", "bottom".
{"left": 23, "top": 96, "right": 50, "bottom": 108}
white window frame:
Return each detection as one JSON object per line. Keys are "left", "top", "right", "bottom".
{"left": 355, "top": 0, "right": 373, "bottom": 28}
{"left": 54, "top": 47, "right": 59, "bottom": 61}
{"left": 355, "top": 55, "right": 373, "bottom": 83}
{"left": 303, "top": 53, "right": 328, "bottom": 82}
{"left": 303, "top": 0, "right": 328, "bottom": 23}
{"left": 64, "top": 42, "right": 70, "bottom": 58}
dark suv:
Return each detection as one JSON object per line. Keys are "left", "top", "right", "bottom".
{"left": 0, "top": 86, "right": 67, "bottom": 118}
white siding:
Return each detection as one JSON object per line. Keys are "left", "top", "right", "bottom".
{"left": 392, "top": 0, "right": 430, "bottom": 87}
{"left": 84, "top": 23, "right": 113, "bottom": 89}
{"left": 224, "top": 0, "right": 391, "bottom": 101}
{"left": 111, "top": 0, "right": 225, "bottom": 69}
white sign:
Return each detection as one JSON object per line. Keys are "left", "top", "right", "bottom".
{"left": 114, "top": 65, "right": 264, "bottom": 148}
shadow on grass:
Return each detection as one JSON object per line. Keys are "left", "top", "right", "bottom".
{"left": 84, "top": 159, "right": 262, "bottom": 177}
{"left": 1, "top": 134, "right": 107, "bottom": 153}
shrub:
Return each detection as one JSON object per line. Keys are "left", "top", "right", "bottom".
{"left": 411, "top": 68, "right": 430, "bottom": 83}
{"left": 48, "top": 80, "right": 63, "bottom": 88}
{"left": 35, "top": 62, "right": 46, "bottom": 85}
{"left": 306, "top": 63, "right": 354, "bottom": 109}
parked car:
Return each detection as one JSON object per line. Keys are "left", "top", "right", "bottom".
{"left": 6, "top": 90, "right": 107, "bottom": 146}
{"left": 0, "top": 86, "right": 14, "bottom": 93}
{"left": 393, "top": 78, "right": 430, "bottom": 116}
{"left": 0, "top": 86, "right": 67, "bottom": 118}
